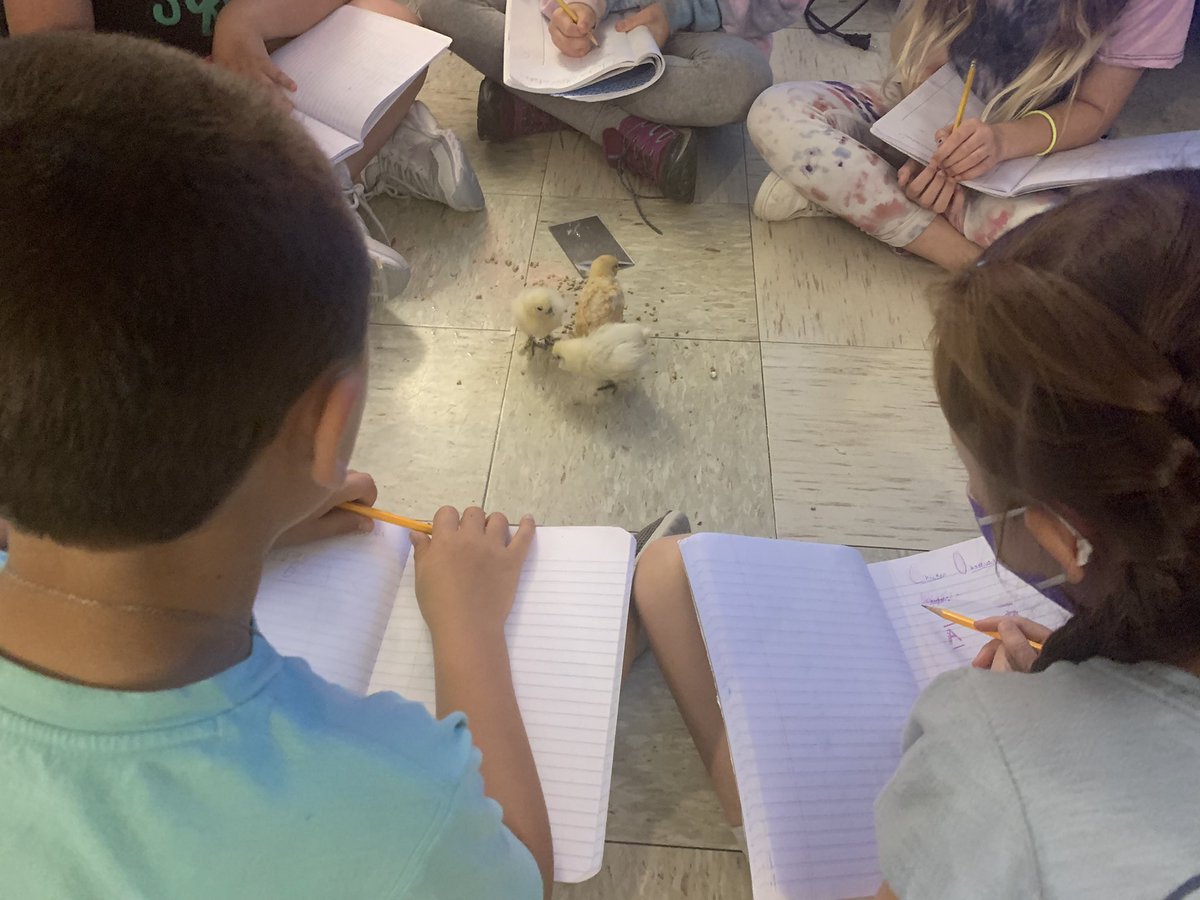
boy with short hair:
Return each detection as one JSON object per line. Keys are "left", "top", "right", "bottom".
{"left": 0, "top": 32, "right": 549, "bottom": 899}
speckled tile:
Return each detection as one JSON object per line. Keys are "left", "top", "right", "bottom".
{"left": 351, "top": 324, "right": 512, "bottom": 514}
{"left": 762, "top": 342, "right": 976, "bottom": 548}
{"left": 528, "top": 197, "right": 757, "bottom": 341}
{"left": 555, "top": 843, "right": 751, "bottom": 899}
{"left": 607, "top": 655, "right": 737, "bottom": 850}
{"left": 370, "top": 192, "right": 539, "bottom": 329}
{"left": 784, "top": 0, "right": 900, "bottom": 34}
{"left": 752, "top": 215, "right": 939, "bottom": 348}
{"left": 486, "top": 338, "right": 775, "bottom": 537}
{"left": 422, "top": 50, "right": 481, "bottom": 99}
{"left": 541, "top": 123, "right": 750, "bottom": 205}
{"left": 417, "top": 91, "right": 551, "bottom": 197}
{"left": 768, "top": 28, "right": 892, "bottom": 86}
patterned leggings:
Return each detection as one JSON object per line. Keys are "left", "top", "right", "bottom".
{"left": 747, "top": 80, "right": 1060, "bottom": 248}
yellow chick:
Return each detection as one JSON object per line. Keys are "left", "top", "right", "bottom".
{"left": 552, "top": 322, "right": 652, "bottom": 392}
{"left": 572, "top": 254, "right": 625, "bottom": 338}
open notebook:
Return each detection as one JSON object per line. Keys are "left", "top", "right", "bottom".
{"left": 679, "top": 534, "right": 1070, "bottom": 900}
{"left": 504, "top": 0, "right": 664, "bottom": 101}
{"left": 269, "top": 6, "right": 451, "bottom": 163}
{"left": 870, "top": 64, "right": 1200, "bottom": 198}
{"left": 253, "top": 522, "right": 635, "bottom": 883}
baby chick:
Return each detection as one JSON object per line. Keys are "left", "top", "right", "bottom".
{"left": 512, "top": 286, "right": 566, "bottom": 354}
{"left": 572, "top": 254, "right": 625, "bottom": 337}
{"left": 552, "top": 322, "right": 652, "bottom": 391}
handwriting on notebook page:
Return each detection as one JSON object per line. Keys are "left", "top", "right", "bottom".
{"left": 869, "top": 536, "right": 1069, "bottom": 688}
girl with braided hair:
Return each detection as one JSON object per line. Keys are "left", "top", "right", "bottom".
{"left": 633, "top": 169, "right": 1200, "bottom": 897}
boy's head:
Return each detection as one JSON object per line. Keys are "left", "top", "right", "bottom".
{"left": 0, "top": 33, "right": 371, "bottom": 549}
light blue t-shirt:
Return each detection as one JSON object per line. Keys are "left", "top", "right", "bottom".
{"left": 0, "top": 632, "right": 542, "bottom": 899}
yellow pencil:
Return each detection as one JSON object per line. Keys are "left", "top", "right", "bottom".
{"left": 952, "top": 60, "right": 977, "bottom": 131}
{"left": 339, "top": 501, "right": 433, "bottom": 535}
{"left": 922, "top": 604, "right": 1044, "bottom": 652}
{"left": 553, "top": 0, "right": 600, "bottom": 48}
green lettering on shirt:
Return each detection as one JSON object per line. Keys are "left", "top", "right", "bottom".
{"left": 153, "top": 0, "right": 182, "bottom": 26}
{"left": 185, "top": 0, "right": 225, "bottom": 36}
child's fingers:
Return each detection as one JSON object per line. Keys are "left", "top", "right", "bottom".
{"left": 896, "top": 160, "right": 918, "bottom": 188}
{"left": 485, "top": 511, "right": 510, "bottom": 541}
{"left": 996, "top": 618, "right": 1041, "bottom": 672}
{"left": 431, "top": 505, "right": 462, "bottom": 536}
{"left": 335, "top": 471, "right": 379, "bottom": 508}
{"left": 508, "top": 515, "right": 537, "bottom": 561}
{"left": 931, "top": 126, "right": 970, "bottom": 167}
{"left": 410, "top": 528, "right": 432, "bottom": 556}
{"left": 946, "top": 145, "right": 989, "bottom": 178}
{"left": 972, "top": 639, "right": 1001, "bottom": 669}
{"left": 460, "top": 506, "right": 487, "bottom": 533}
{"left": 905, "top": 163, "right": 936, "bottom": 198}
{"left": 975, "top": 615, "right": 1054, "bottom": 643}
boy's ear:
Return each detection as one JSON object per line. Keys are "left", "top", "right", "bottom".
{"left": 1024, "top": 507, "right": 1087, "bottom": 584}
{"left": 309, "top": 366, "right": 367, "bottom": 490}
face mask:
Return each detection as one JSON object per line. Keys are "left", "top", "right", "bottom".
{"left": 968, "top": 495, "right": 1093, "bottom": 612}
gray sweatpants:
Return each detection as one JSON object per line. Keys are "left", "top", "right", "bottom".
{"left": 418, "top": 0, "right": 774, "bottom": 143}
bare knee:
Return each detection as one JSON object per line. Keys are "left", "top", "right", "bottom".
{"left": 350, "top": 0, "right": 422, "bottom": 25}
{"left": 633, "top": 535, "right": 691, "bottom": 619}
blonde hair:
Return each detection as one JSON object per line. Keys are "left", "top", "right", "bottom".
{"left": 890, "top": 0, "right": 1124, "bottom": 122}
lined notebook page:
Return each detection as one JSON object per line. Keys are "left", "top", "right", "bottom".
{"left": 869, "top": 536, "right": 1070, "bottom": 688}
{"left": 368, "top": 526, "right": 635, "bottom": 884}
{"left": 270, "top": 6, "right": 451, "bottom": 144}
{"left": 680, "top": 534, "right": 919, "bottom": 900}
{"left": 255, "top": 523, "right": 410, "bottom": 694}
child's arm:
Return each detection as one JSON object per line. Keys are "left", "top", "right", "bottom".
{"left": 5, "top": 0, "right": 94, "bottom": 32}
{"left": 410, "top": 508, "right": 554, "bottom": 898}
{"left": 615, "top": 0, "right": 722, "bottom": 47}
{"left": 932, "top": 62, "right": 1143, "bottom": 181}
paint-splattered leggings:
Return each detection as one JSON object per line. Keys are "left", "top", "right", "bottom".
{"left": 747, "top": 80, "right": 1060, "bottom": 248}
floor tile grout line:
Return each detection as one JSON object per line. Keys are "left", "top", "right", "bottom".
{"left": 600, "top": 838, "right": 746, "bottom": 854}
{"left": 482, "top": 187, "right": 548, "bottom": 508}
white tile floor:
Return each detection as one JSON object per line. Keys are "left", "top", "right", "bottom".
{"left": 353, "top": 19, "right": 1200, "bottom": 897}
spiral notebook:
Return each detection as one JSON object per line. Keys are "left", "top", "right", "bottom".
{"left": 503, "top": 0, "right": 664, "bottom": 101}
{"left": 870, "top": 64, "right": 1200, "bottom": 197}
{"left": 254, "top": 522, "right": 635, "bottom": 883}
{"left": 679, "top": 533, "right": 1070, "bottom": 900}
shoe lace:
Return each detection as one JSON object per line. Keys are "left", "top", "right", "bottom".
{"left": 343, "top": 181, "right": 391, "bottom": 245}
{"left": 611, "top": 123, "right": 674, "bottom": 236}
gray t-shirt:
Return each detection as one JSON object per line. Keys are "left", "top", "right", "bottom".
{"left": 876, "top": 659, "right": 1200, "bottom": 899}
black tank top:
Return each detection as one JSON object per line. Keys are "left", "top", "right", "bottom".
{"left": 90, "top": 0, "right": 232, "bottom": 56}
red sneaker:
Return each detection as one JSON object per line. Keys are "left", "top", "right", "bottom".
{"left": 602, "top": 116, "right": 697, "bottom": 203}
{"left": 476, "top": 78, "right": 567, "bottom": 142}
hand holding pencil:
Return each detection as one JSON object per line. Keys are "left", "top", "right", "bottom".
{"left": 549, "top": 0, "right": 600, "bottom": 55}
{"left": 924, "top": 604, "right": 1053, "bottom": 673}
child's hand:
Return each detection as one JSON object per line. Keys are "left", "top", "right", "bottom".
{"left": 212, "top": 9, "right": 298, "bottom": 112}
{"left": 273, "top": 471, "right": 378, "bottom": 548}
{"left": 897, "top": 159, "right": 961, "bottom": 215}
{"left": 410, "top": 507, "right": 535, "bottom": 642}
{"left": 549, "top": 3, "right": 599, "bottom": 58}
{"left": 616, "top": 3, "right": 670, "bottom": 48}
{"left": 971, "top": 616, "right": 1054, "bottom": 673}
{"left": 931, "top": 118, "right": 1003, "bottom": 181}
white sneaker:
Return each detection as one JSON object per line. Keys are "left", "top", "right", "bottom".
{"left": 752, "top": 172, "right": 833, "bottom": 222}
{"left": 362, "top": 101, "right": 485, "bottom": 212}
{"left": 336, "top": 163, "right": 412, "bottom": 302}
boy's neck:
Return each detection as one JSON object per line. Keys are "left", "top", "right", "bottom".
{"left": 0, "top": 526, "right": 271, "bottom": 691}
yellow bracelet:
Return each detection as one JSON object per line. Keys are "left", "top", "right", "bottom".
{"left": 1022, "top": 109, "right": 1058, "bottom": 157}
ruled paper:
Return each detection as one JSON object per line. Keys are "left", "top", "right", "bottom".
{"left": 367, "top": 526, "right": 635, "bottom": 884}
{"left": 255, "top": 522, "right": 409, "bottom": 695}
{"left": 680, "top": 534, "right": 919, "bottom": 900}
{"left": 869, "top": 537, "right": 1071, "bottom": 688}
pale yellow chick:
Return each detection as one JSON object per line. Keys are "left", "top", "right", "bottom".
{"left": 552, "top": 322, "right": 652, "bottom": 391}
{"left": 572, "top": 254, "right": 625, "bottom": 337}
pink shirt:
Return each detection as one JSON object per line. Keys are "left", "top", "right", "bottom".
{"left": 1098, "top": 0, "right": 1196, "bottom": 68}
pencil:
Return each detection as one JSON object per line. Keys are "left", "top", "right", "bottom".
{"left": 338, "top": 501, "right": 433, "bottom": 535}
{"left": 952, "top": 60, "right": 976, "bottom": 131}
{"left": 553, "top": 0, "right": 600, "bottom": 48}
{"left": 922, "top": 604, "right": 1044, "bottom": 652}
